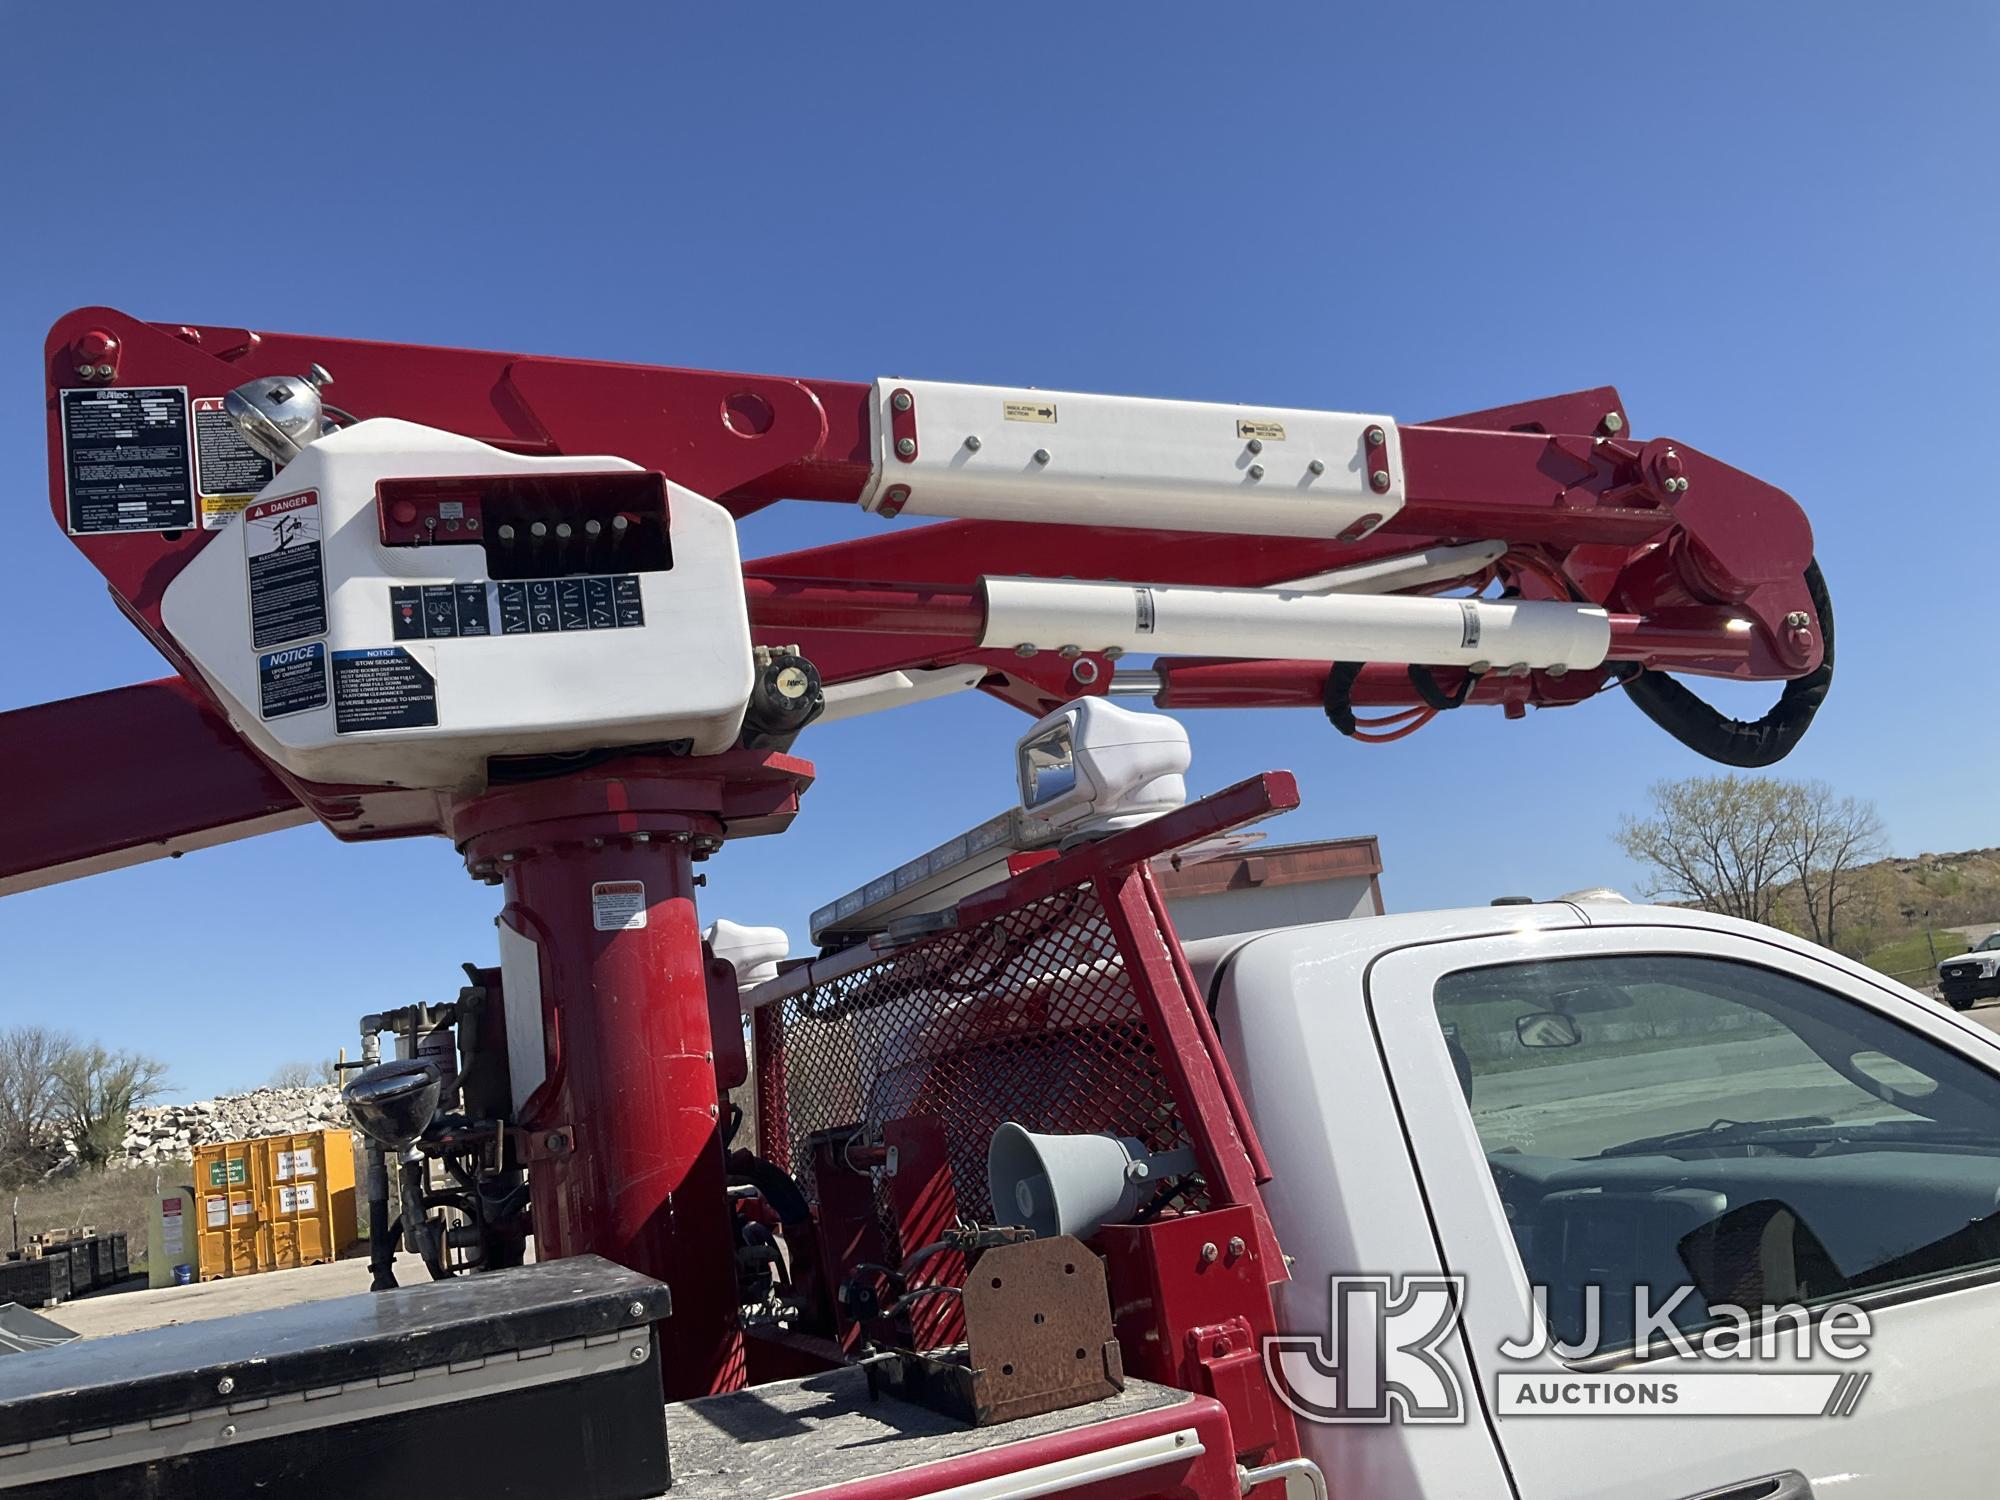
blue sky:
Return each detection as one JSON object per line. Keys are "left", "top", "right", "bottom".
{"left": 1, "top": 4, "right": 1994, "bottom": 1101}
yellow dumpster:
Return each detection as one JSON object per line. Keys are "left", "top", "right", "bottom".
{"left": 193, "top": 1129, "right": 358, "bottom": 1279}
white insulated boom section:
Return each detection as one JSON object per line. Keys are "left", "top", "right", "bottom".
{"left": 980, "top": 578, "right": 1612, "bottom": 671}
{"left": 862, "top": 378, "right": 1405, "bottom": 539}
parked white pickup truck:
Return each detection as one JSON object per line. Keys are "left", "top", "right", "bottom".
{"left": 1191, "top": 897, "right": 2000, "bottom": 1500}
{"left": 1937, "top": 932, "right": 2000, "bottom": 1010}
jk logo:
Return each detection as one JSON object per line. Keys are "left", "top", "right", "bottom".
{"left": 1264, "top": 1275, "right": 1466, "bottom": 1424}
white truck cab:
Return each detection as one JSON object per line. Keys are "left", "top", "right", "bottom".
{"left": 1194, "top": 900, "right": 2000, "bottom": 1500}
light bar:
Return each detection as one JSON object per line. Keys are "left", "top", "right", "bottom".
{"left": 809, "top": 808, "right": 1058, "bottom": 946}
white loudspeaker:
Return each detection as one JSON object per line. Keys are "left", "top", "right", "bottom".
{"left": 986, "top": 1123, "right": 1198, "bottom": 1240}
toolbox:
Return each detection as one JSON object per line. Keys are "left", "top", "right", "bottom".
{"left": 0, "top": 1255, "right": 673, "bottom": 1500}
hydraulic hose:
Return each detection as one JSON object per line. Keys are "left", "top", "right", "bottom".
{"left": 1620, "top": 560, "right": 1833, "bottom": 768}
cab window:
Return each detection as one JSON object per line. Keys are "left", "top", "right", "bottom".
{"left": 1433, "top": 954, "right": 2000, "bottom": 1354}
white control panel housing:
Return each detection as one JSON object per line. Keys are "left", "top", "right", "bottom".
{"left": 160, "top": 419, "right": 754, "bottom": 793}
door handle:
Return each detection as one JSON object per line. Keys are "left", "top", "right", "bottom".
{"left": 1677, "top": 1473, "right": 1812, "bottom": 1500}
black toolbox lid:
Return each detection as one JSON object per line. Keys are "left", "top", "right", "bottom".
{"left": 0, "top": 1255, "right": 669, "bottom": 1444}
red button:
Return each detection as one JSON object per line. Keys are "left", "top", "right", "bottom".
{"left": 391, "top": 500, "right": 419, "bottom": 526}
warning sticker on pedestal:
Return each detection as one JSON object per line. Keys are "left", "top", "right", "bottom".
{"left": 245, "top": 491, "right": 328, "bottom": 649}
{"left": 259, "top": 642, "right": 329, "bottom": 720}
{"left": 192, "top": 395, "right": 276, "bottom": 528}
{"left": 591, "top": 880, "right": 649, "bottom": 932}
{"left": 60, "top": 386, "right": 197, "bottom": 534}
{"left": 332, "top": 647, "right": 438, "bottom": 734}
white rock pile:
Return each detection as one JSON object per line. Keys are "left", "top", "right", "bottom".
{"left": 103, "top": 1085, "right": 352, "bottom": 1170}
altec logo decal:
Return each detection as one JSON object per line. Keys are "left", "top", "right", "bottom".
{"left": 1263, "top": 1277, "right": 1872, "bottom": 1424}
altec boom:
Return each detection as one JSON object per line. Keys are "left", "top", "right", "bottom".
{"left": 1, "top": 308, "right": 1832, "bottom": 1496}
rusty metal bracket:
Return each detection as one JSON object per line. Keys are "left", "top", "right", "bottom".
{"left": 866, "top": 1235, "right": 1123, "bottom": 1425}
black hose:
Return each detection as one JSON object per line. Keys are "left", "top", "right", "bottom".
{"left": 727, "top": 1150, "right": 813, "bottom": 1226}
{"left": 1620, "top": 560, "right": 1834, "bottom": 768}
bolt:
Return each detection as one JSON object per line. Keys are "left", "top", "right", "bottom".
{"left": 220, "top": 1424, "right": 238, "bottom": 1442}
{"left": 1014, "top": 643, "right": 1037, "bottom": 658}
{"left": 1246, "top": 438, "right": 1263, "bottom": 454}
{"left": 1370, "top": 469, "right": 1392, "bottom": 492}
{"left": 500, "top": 852, "right": 516, "bottom": 863}
{"left": 216, "top": 1376, "right": 235, "bottom": 1396}
{"left": 891, "top": 390, "right": 913, "bottom": 413}
{"left": 544, "top": 1132, "right": 567, "bottom": 1152}
{"left": 75, "top": 363, "right": 95, "bottom": 380}
{"left": 630, "top": 1343, "right": 648, "bottom": 1362}
{"left": 94, "top": 363, "right": 114, "bottom": 379}
{"left": 1547, "top": 663, "right": 1569, "bottom": 678}
{"left": 1174, "top": 1434, "right": 1188, "bottom": 1448}
{"left": 1103, "top": 646, "right": 1125, "bottom": 660}
{"left": 1200, "top": 1241, "right": 1219, "bottom": 1264}
{"left": 1032, "top": 448, "right": 1051, "bottom": 465}
{"left": 1603, "top": 411, "right": 1625, "bottom": 434}
{"left": 1469, "top": 660, "right": 1492, "bottom": 674}
{"left": 633, "top": 832, "right": 651, "bottom": 843}
{"left": 628, "top": 1301, "right": 648, "bottom": 1318}
{"left": 895, "top": 437, "right": 916, "bottom": 457}
{"left": 1059, "top": 644, "right": 1081, "bottom": 658}
{"left": 1308, "top": 458, "right": 1326, "bottom": 476}
{"left": 1365, "top": 425, "right": 1386, "bottom": 448}
{"left": 1248, "top": 463, "right": 1265, "bottom": 479}
{"left": 1784, "top": 611, "right": 1810, "bottom": 629}
{"left": 1227, "top": 1235, "right": 1246, "bottom": 1260}
{"left": 964, "top": 434, "right": 982, "bottom": 451}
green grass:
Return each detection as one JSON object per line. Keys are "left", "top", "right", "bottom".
{"left": 6, "top": 1161, "right": 191, "bottom": 1265}
{"left": 1860, "top": 929, "right": 1967, "bottom": 984}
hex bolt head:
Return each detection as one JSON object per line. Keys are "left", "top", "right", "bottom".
{"left": 94, "top": 364, "right": 114, "bottom": 379}
{"left": 630, "top": 1343, "right": 648, "bottom": 1362}
{"left": 964, "top": 434, "right": 982, "bottom": 451}
{"left": 1246, "top": 438, "right": 1263, "bottom": 454}
{"left": 1248, "top": 463, "right": 1265, "bottom": 479}
{"left": 1603, "top": 411, "right": 1625, "bottom": 433}
{"left": 1308, "top": 458, "right": 1326, "bottom": 476}
{"left": 1370, "top": 469, "right": 1392, "bottom": 492}
{"left": 895, "top": 436, "right": 917, "bottom": 457}
{"left": 216, "top": 1376, "right": 235, "bottom": 1396}
{"left": 629, "top": 1301, "right": 648, "bottom": 1318}
{"left": 1014, "top": 643, "right": 1037, "bottom": 658}
{"left": 1103, "top": 646, "right": 1125, "bottom": 660}
{"left": 1032, "top": 448, "right": 1051, "bottom": 465}
{"left": 1200, "top": 1241, "right": 1220, "bottom": 1264}
{"left": 1365, "top": 426, "right": 1386, "bottom": 448}
{"left": 891, "top": 390, "right": 913, "bottom": 412}
{"left": 220, "top": 1424, "right": 238, "bottom": 1442}
{"left": 1785, "top": 611, "right": 1811, "bottom": 629}
{"left": 75, "top": 363, "right": 95, "bottom": 379}
{"left": 1227, "top": 1236, "right": 1246, "bottom": 1259}
{"left": 1059, "top": 644, "right": 1082, "bottom": 658}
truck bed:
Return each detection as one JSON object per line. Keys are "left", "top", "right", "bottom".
{"left": 667, "top": 1367, "right": 1204, "bottom": 1498}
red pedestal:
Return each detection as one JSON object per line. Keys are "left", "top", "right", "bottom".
{"left": 449, "top": 754, "right": 811, "bottom": 1398}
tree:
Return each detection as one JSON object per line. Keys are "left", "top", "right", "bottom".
{"left": 52, "top": 1045, "right": 168, "bottom": 1170}
{"left": 0, "top": 1027, "right": 73, "bottom": 1186}
{"left": 1778, "top": 780, "right": 1885, "bottom": 952}
{"left": 268, "top": 1060, "right": 336, "bottom": 1089}
{"left": 1616, "top": 775, "right": 1798, "bottom": 926}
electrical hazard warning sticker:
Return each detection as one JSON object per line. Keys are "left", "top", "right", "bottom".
{"left": 60, "top": 385, "right": 197, "bottom": 535}
{"left": 245, "top": 491, "right": 328, "bottom": 649}
{"left": 192, "top": 395, "right": 276, "bottom": 528}
{"left": 592, "top": 880, "right": 648, "bottom": 932}
{"left": 259, "top": 642, "right": 328, "bottom": 720}
{"left": 333, "top": 647, "right": 438, "bottom": 734}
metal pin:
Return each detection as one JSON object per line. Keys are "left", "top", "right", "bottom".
{"left": 964, "top": 434, "right": 982, "bottom": 451}
{"left": 497, "top": 524, "right": 516, "bottom": 544}
{"left": 1246, "top": 438, "right": 1263, "bottom": 454}
{"left": 1032, "top": 448, "right": 1050, "bottom": 465}
{"left": 1308, "top": 459, "right": 1326, "bottom": 476}
{"left": 1248, "top": 463, "right": 1265, "bottom": 480}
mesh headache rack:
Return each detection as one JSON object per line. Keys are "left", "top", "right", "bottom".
{"left": 747, "top": 773, "right": 1299, "bottom": 1315}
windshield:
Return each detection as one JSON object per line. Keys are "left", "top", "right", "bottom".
{"left": 1977, "top": 933, "right": 2000, "bottom": 953}
{"left": 1433, "top": 953, "right": 2000, "bottom": 1355}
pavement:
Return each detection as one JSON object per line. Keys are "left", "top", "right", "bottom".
{"left": 52, "top": 1256, "right": 378, "bottom": 1338}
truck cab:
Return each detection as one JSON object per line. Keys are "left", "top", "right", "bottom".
{"left": 1197, "top": 900, "right": 2000, "bottom": 1500}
